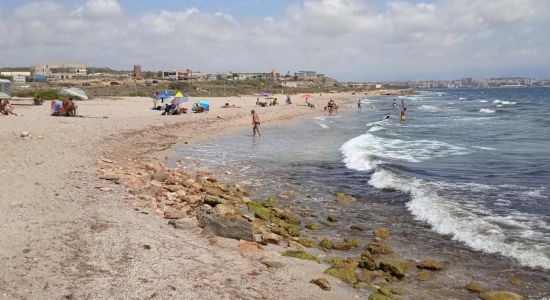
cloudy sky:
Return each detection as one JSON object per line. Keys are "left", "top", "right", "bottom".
{"left": 0, "top": 0, "right": 549, "bottom": 81}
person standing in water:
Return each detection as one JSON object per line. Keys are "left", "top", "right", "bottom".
{"left": 251, "top": 110, "right": 261, "bottom": 137}
{"left": 400, "top": 107, "right": 407, "bottom": 124}
{"left": 392, "top": 99, "right": 397, "bottom": 110}
{"left": 357, "top": 100, "right": 361, "bottom": 110}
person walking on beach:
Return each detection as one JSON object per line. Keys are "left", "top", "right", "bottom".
{"left": 251, "top": 110, "right": 261, "bottom": 137}
{"left": 392, "top": 99, "right": 397, "bottom": 110}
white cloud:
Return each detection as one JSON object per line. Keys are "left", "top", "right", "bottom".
{"left": 1, "top": 0, "right": 549, "bottom": 80}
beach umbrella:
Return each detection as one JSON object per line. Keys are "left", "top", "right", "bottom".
{"left": 171, "top": 91, "right": 189, "bottom": 105}
{"left": 156, "top": 91, "right": 171, "bottom": 100}
{"left": 60, "top": 87, "right": 89, "bottom": 100}
{"left": 302, "top": 94, "right": 313, "bottom": 98}
{"left": 261, "top": 92, "right": 272, "bottom": 97}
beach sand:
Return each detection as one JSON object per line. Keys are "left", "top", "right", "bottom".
{"left": 0, "top": 93, "right": 365, "bottom": 299}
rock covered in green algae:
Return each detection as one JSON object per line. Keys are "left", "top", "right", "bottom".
{"left": 480, "top": 291, "right": 524, "bottom": 300}
{"left": 368, "top": 293, "right": 392, "bottom": 300}
{"left": 417, "top": 259, "right": 443, "bottom": 271}
{"left": 326, "top": 257, "right": 360, "bottom": 268}
{"left": 333, "top": 239, "right": 360, "bottom": 251}
{"left": 373, "top": 228, "right": 390, "bottom": 239}
{"left": 378, "top": 260, "right": 406, "bottom": 279}
{"left": 310, "top": 278, "right": 332, "bottom": 291}
{"left": 378, "top": 286, "right": 392, "bottom": 296}
{"left": 272, "top": 217, "right": 301, "bottom": 237}
{"left": 281, "top": 250, "right": 319, "bottom": 263}
{"left": 358, "top": 254, "right": 378, "bottom": 271}
{"left": 305, "top": 223, "right": 321, "bottom": 230}
{"left": 416, "top": 271, "right": 432, "bottom": 281}
{"left": 350, "top": 224, "right": 365, "bottom": 231}
{"left": 366, "top": 241, "right": 393, "bottom": 255}
{"left": 324, "top": 266, "right": 358, "bottom": 284}
{"left": 466, "top": 281, "right": 489, "bottom": 293}
{"left": 246, "top": 201, "right": 272, "bottom": 221}
{"left": 319, "top": 239, "right": 334, "bottom": 250}
{"left": 203, "top": 195, "right": 225, "bottom": 207}
{"left": 297, "top": 238, "right": 317, "bottom": 248}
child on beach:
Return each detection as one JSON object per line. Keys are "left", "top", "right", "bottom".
{"left": 0, "top": 99, "right": 20, "bottom": 116}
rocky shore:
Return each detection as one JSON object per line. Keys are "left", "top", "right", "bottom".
{"left": 98, "top": 158, "right": 527, "bottom": 300}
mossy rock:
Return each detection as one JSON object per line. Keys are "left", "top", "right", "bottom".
{"left": 297, "top": 238, "right": 317, "bottom": 248}
{"left": 358, "top": 256, "right": 378, "bottom": 271}
{"left": 282, "top": 250, "right": 319, "bottom": 263}
{"left": 273, "top": 210, "right": 300, "bottom": 225}
{"left": 368, "top": 293, "right": 392, "bottom": 300}
{"left": 203, "top": 195, "right": 225, "bottom": 207}
{"left": 333, "top": 239, "right": 360, "bottom": 251}
{"left": 509, "top": 278, "right": 522, "bottom": 286}
{"left": 271, "top": 226, "right": 289, "bottom": 237}
{"left": 480, "top": 291, "right": 524, "bottom": 300}
{"left": 324, "top": 266, "right": 358, "bottom": 284}
{"left": 326, "top": 257, "right": 360, "bottom": 268}
{"left": 416, "top": 271, "right": 432, "bottom": 281}
{"left": 326, "top": 216, "right": 337, "bottom": 223}
{"left": 374, "top": 227, "right": 390, "bottom": 239}
{"left": 366, "top": 242, "right": 393, "bottom": 255}
{"left": 247, "top": 202, "right": 272, "bottom": 221}
{"left": 305, "top": 223, "right": 321, "bottom": 230}
{"left": 272, "top": 216, "right": 301, "bottom": 237}
{"left": 379, "top": 260, "right": 406, "bottom": 279}
{"left": 261, "top": 197, "right": 277, "bottom": 208}
{"left": 310, "top": 278, "right": 331, "bottom": 291}
{"left": 466, "top": 281, "right": 489, "bottom": 293}
{"left": 378, "top": 286, "right": 392, "bottom": 296}
{"left": 417, "top": 259, "right": 443, "bottom": 271}
{"left": 319, "top": 239, "right": 334, "bottom": 250}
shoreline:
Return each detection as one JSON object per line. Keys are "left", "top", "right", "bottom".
{"left": 3, "top": 88, "right": 537, "bottom": 299}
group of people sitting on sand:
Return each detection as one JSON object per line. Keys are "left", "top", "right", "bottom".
{"left": 325, "top": 99, "right": 338, "bottom": 115}
{"left": 159, "top": 103, "right": 188, "bottom": 115}
{"left": 51, "top": 98, "right": 78, "bottom": 117}
{"left": 256, "top": 97, "right": 279, "bottom": 107}
{"left": 0, "top": 99, "right": 19, "bottom": 116}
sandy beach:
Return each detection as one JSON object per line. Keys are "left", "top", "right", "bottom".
{"left": 1, "top": 93, "right": 368, "bottom": 299}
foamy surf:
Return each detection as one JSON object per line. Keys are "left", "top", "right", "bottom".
{"left": 480, "top": 108, "right": 495, "bottom": 113}
{"left": 368, "top": 168, "right": 550, "bottom": 269}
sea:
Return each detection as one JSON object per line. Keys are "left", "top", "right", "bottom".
{"left": 169, "top": 88, "right": 549, "bottom": 297}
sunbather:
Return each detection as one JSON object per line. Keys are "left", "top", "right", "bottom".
{"left": 0, "top": 99, "right": 20, "bottom": 116}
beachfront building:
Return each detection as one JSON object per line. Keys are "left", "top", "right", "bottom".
{"left": 0, "top": 71, "right": 31, "bottom": 83}
{"left": 162, "top": 69, "right": 188, "bottom": 80}
{"left": 295, "top": 71, "right": 318, "bottom": 80}
{"left": 33, "top": 63, "right": 88, "bottom": 80}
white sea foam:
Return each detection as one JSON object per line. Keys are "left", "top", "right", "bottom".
{"left": 419, "top": 105, "right": 441, "bottom": 112}
{"left": 368, "top": 126, "right": 384, "bottom": 132}
{"left": 494, "top": 100, "right": 516, "bottom": 105}
{"left": 368, "top": 169, "right": 550, "bottom": 269}
{"left": 340, "top": 133, "right": 470, "bottom": 171}
{"left": 472, "top": 146, "right": 496, "bottom": 151}
{"left": 480, "top": 100, "right": 488, "bottom": 103}
{"left": 480, "top": 108, "right": 495, "bottom": 113}
{"left": 459, "top": 97, "right": 467, "bottom": 100}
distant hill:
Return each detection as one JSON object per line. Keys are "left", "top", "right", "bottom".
{"left": 87, "top": 67, "right": 130, "bottom": 74}
{"left": 0, "top": 67, "right": 32, "bottom": 72}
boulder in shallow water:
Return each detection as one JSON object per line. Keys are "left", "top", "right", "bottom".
{"left": 379, "top": 260, "right": 406, "bottom": 279}
{"left": 324, "top": 266, "right": 358, "bottom": 284}
{"left": 480, "top": 291, "right": 524, "bottom": 300}
{"left": 336, "top": 192, "right": 357, "bottom": 204}
{"left": 374, "top": 228, "right": 390, "bottom": 239}
{"left": 350, "top": 224, "right": 365, "bottom": 231}
{"left": 416, "top": 271, "right": 432, "bottom": 281}
{"left": 297, "top": 238, "right": 317, "bottom": 248}
{"left": 305, "top": 223, "right": 321, "bottom": 230}
{"left": 333, "top": 239, "right": 360, "bottom": 251}
{"left": 366, "top": 242, "right": 393, "bottom": 255}
{"left": 466, "top": 281, "right": 489, "bottom": 293}
{"left": 417, "top": 259, "right": 443, "bottom": 271}
{"left": 368, "top": 293, "right": 392, "bottom": 300}
{"left": 310, "top": 278, "right": 331, "bottom": 291}
{"left": 319, "top": 239, "right": 334, "bottom": 250}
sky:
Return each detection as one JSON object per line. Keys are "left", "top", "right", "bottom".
{"left": 0, "top": 0, "right": 549, "bottom": 81}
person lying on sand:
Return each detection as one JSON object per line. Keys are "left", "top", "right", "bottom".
{"left": 0, "top": 99, "right": 20, "bottom": 116}
{"left": 221, "top": 103, "right": 241, "bottom": 109}
{"left": 193, "top": 103, "right": 205, "bottom": 113}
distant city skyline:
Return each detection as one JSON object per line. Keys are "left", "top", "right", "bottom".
{"left": 1, "top": 0, "right": 549, "bottom": 81}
